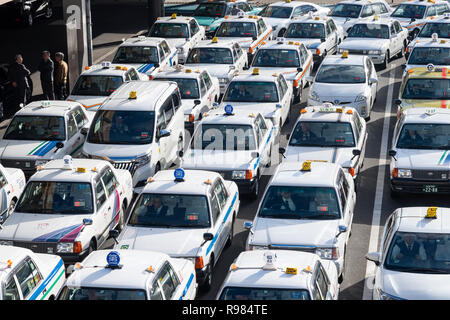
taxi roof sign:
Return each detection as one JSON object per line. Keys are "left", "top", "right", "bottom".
{"left": 426, "top": 207, "right": 437, "bottom": 219}
{"left": 63, "top": 155, "right": 73, "bottom": 170}
{"left": 171, "top": 13, "right": 177, "bottom": 19}
{"left": 129, "top": 91, "right": 137, "bottom": 99}
{"left": 301, "top": 161, "right": 312, "bottom": 172}
{"left": 106, "top": 251, "right": 121, "bottom": 268}
{"left": 425, "top": 108, "right": 437, "bottom": 115}
{"left": 252, "top": 68, "right": 260, "bottom": 75}
{"left": 224, "top": 104, "right": 234, "bottom": 115}
{"left": 262, "top": 251, "right": 277, "bottom": 270}
{"left": 212, "top": 37, "right": 218, "bottom": 43}
{"left": 341, "top": 50, "right": 349, "bottom": 58}
{"left": 174, "top": 168, "right": 185, "bottom": 182}
{"left": 101, "top": 61, "right": 111, "bottom": 68}
{"left": 41, "top": 101, "right": 51, "bottom": 108}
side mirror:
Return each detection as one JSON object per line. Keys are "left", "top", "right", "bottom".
{"left": 80, "top": 127, "right": 88, "bottom": 136}
{"left": 410, "top": 18, "right": 416, "bottom": 23}
{"left": 388, "top": 150, "right": 397, "bottom": 157}
{"left": 251, "top": 151, "right": 259, "bottom": 159}
{"left": 194, "top": 99, "right": 201, "bottom": 105}
{"left": 336, "top": 225, "right": 347, "bottom": 238}
{"left": 109, "top": 229, "right": 119, "bottom": 238}
{"left": 243, "top": 221, "right": 252, "bottom": 229}
{"left": 158, "top": 129, "right": 171, "bottom": 138}
{"left": 369, "top": 78, "right": 378, "bottom": 85}
{"left": 365, "top": 252, "right": 381, "bottom": 266}
{"left": 297, "top": 67, "right": 303, "bottom": 72}
{"left": 229, "top": 65, "right": 236, "bottom": 70}
{"left": 394, "top": 99, "right": 402, "bottom": 106}
{"left": 154, "top": 63, "right": 160, "bottom": 68}
{"left": 279, "top": 147, "right": 286, "bottom": 154}
{"left": 320, "top": 38, "right": 326, "bottom": 42}
{"left": 178, "top": 150, "right": 184, "bottom": 158}
{"left": 83, "top": 218, "right": 93, "bottom": 225}
{"left": 401, "top": 64, "right": 406, "bottom": 69}
{"left": 352, "top": 149, "right": 361, "bottom": 156}
{"left": 203, "top": 233, "right": 214, "bottom": 241}
{"left": 55, "top": 142, "right": 64, "bottom": 150}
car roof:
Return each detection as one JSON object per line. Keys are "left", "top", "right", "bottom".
{"left": 100, "top": 81, "right": 176, "bottom": 111}
{"left": 17, "top": 101, "right": 84, "bottom": 117}
{"left": 231, "top": 69, "right": 280, "bottom": 82}
{"left": 397, "top": 207, "right": 450, "bottom": 234}
{"left": 337, "top": 0, "right": 377, "bottom": 6}
{"left": 269, "top": 1, "right": 319, "bottom": 8}
{"left": 322, "top": 53, "right": 366, "bottom": 65}
{"left": 402, "top": 107, "right": 450, "bottom": 123}
{"left": 80, "top": 63, "right": 132, "bottom": 76}
{"left": 413, "top": 38, "right": 450, "bottom": 48}
{"left": 65, "top": 250, "right": 171, "bottom": 290}
{"left": 271, "top": 161, "right": 341, "bottom": 187}
{"left": 120, "top": 36, "right": 166, "bottom": 47}
{"left": 258, "top": 40, "right": 303, "bottom": 50}
{"left": 196, "top": 39, "right": 237, "bottom": 48}
{"left": 222, "top": 250, "right": 318, "bottom": 290}
{"left": 141, "top": 169, "right": 222, "bottom": 196}
{"left": 297, "top": 106, "right": 358, "bottom": 123}
{"left": 155, "top": 15, "right": 195, "bottom": 24}
{"left": 155, "top": 66, "right": 206, "bottom": 80}
{"left": 405, "top": 66, "right": 450, "bottom": 79}
{"left": 200, "top": 109, "right": 262, "bottom": 126}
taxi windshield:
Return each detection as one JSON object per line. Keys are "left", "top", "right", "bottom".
{"left": 219, "top": 287, "right": 311, "bottom": 300}
{"left": 59, "top": 287, "right": 146, "bottom": 300}
{"left": 347, "top": 24, "right": 390, "bottom": 39}
{"left": 259, "top": 6, "right": 293, "bottom": 18}
{"left": 289, "top": 121, "right": 355, "bottom": 147}
{"left": 15, "top": 181, "right": 94, "bottom": 214}
{"left": 253, "top": 49, "right": 300, "bottom": 67}
{"left": 418, "top": 22, "right": 450, "bottom": 39}
{"left": 330, "top": 4, "right": 362, "bottom": 18}
{"left": 4, "top": 116, "right": 65, "bottom": 141}
{"left": 127, "top": 193, "right": 210, "bottom": 228}
{"left": 402, "top": 78, "right": 450, "bottom": 100}
{"left": 148, "top": 23, "right": 189, "bottom": 38}
{"left": 396, "top": 123, "right": 450, "bottom": 150}
{"left": 258, "top": 186, "right": 341, "bottom": 219}
{"left": 216, "top": 22, "right": 257, "bottom": 38}
{"left": 112, "top": 46, "right": 159, "bottom": 64}
{"left": 154, "top": 77, "right": 200, "bottom": 99}
{"left": 186, "top": 48, "right": 233, "bottom": 64}
{"left": 315, "top": 65, "right": 366, "bottom": 83}
{"left": 88, "top": 110, "right": 155, "bottom": 145}
{"left": 71, "top": 75, "right": 124, "bottom": 96}
{"left": 223, "top": 81, "right": 279, "bottom": 102}
{"left": 191, "top": 124, "right": 257, "bottom": 150}
{"left": 285, "top": 23, "right": 325, "bottom": 39}
{"left": 408, "top": 47, "right": 450, "bottom": 66}
{"left": 391, "top": 4, "right": 426, "bottom": 19}
{"left": 384, "top": 232, "right": 450, "bottom": 274}
{"left": 194, "top": 3, "right": 227, "bottom": 17}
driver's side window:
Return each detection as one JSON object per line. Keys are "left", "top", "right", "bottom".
{"left": 67, "top": 113, "right": 78, "bottom": 140}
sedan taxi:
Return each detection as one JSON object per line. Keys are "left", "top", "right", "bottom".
{"left": 405, "top": 33, "right": 450, "bottom": 70}
{"left": 0, "top": 101, "right": 91, "bottom": 178}
{"left": 251, "top": 39, "right": 313, "bottom": 103}
{"left": 217, "top": 250, "right": 339, "bottom": 300}
{"left": 366, "top": 207, "right": 450, "bottom": 300}
{"left": 307, "top": 52, "right": 378, "bottom": 120}
{"left": 0, "top": 245, "right": 65, "bottom": 300}
{"left": 0, "top": 163, "right": 26, "bottom": 224}
{"left": 148, "top": 15, "right": 205, "bottom": 64}
{"left": 281, "top": 105, "right": 367, "bottom": 186}
{"left": 59, "top": 250, "right": 197, "bottom": 300}
{"left": 0, "top": 157, "right": 133, "bottom": 263}
{"left": 389, "top": 108, "right": 450, "bottom": 195}
{"left": 245, "top": 161, "right": 356, "bottom": 283}
{"left": 185, "top": 38, "right": 248, "bottom": 95}
{"left": 182, "top": 106, "right": 275, "bottom": 198}
{"left": 338, "top": 17, "right": 409, "bottom": 69}
{"left": 114, "top": 169, "right": 240, "bottom": 292}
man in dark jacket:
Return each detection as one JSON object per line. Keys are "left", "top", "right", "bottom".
{"left": 38, "top": 50, "right": 54, "bottom": 100}
{"left": 8, "top": 54, "right": 30, "bottom": 118}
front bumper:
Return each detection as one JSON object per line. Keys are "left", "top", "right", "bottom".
{"left": 307, "top": 98, "right": 368, "bottom": 118}
{"left": 391, "top": 179, "right": 450, "bottom": 194}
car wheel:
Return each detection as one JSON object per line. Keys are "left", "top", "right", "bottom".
{"left": 380, "top": 52, "right": 388, "bottom": 70}
{"left": 225, "top": 215, "right": 235, "bottom": 248}
{"left": 176, "top": 136, "right": 183, "bottom": 164}
{"left": 398, "top": 43, "right": 406, "bottom": 58}
{"left": 338, "top": 247, "right": 346, "bottom": 284}
{"left": 199, "top": 259, "right": 213, "bottom": 292}
{"left": 87, "top": 239, "right": 96, "bottom": 255}
{"left": 249, "top": 173, "right": 260, "bottom": 200}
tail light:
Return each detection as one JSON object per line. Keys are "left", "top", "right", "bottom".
{"left": 195, "top": 257, "right": 204, "bottom": 269}
{"left": 392, "top": 168, "right": 398, "bottom": 178}
{"left": 245, "top": 170, "right": 253, "bottom": 180}
{"left": 316, "top": 49, "right": 321, "bottom": 55}
{"left": 293, "top": 79, "right": 299, "bottom": 88}
{"left": 348, "top": 167, "right": 355, "bottom": 177}
{"left": 189, "top": 114, "right": 195, "bottom": 123}
{"left": 149, "top": 75, "right": 155, "bottom": 80}
{"left": 332, "top": 247, "right": 339, "bottom": 260}
{"left": 73, "top": 241, "right": 82, "bottom": 254}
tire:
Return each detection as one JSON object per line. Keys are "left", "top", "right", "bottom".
{"left": 199, "top": 259, "right": 213, "bottom": 292}
{"left": 397, "top": 43, "right": 406, "bottom": 59}
{"left": 116, "top": 203, "right": 126, "bottom": 231}
{"left": 338, "top": 247, "right": 346, "bottom": 284}
{"left": 249, "top": 173, "right": 260, "bottom": 200}
{"left": 277, "top": 28, "right": 286, "bottom": 37}
{"left": 380, "top": 51, "right": 388, "bottom": 70}
{"left": 87, "top": 239, "right": 96, "bottom": 256}
{"left": 225, "top": 215, "right": 235, "bottom": 248}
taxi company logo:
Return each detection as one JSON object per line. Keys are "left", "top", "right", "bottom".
{"left": 38, "top": 223, "right": 49, "bottom": 229}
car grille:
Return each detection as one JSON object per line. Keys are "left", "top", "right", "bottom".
{"left": 346, "top": 49, "right": 365, "bottom": 54}
{"left": 217, "top": 171, "right": 232, "bottom": 180}
{"left": 13, "top": 241, "right": 58, "bottom": 254}
{"left": 113, "top": 161, "right": 137, "bottom": 176}
{"left": 412, "top": 170, "right": 449, "bottom": 181}
{"left": 268, "top": 245, "right": 316, "bottom": 253}
{"left": 323, "top": 100, "right": 352, "bottom": 105}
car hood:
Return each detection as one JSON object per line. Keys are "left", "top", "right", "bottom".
{"left": 263, "top": 17, "right": 287, "bottom": 30}
{"left": 184, "top": 64, "right": 232, "bottom": 79}
{"left": 255, "top": 67, "right": 299, "bottom": 81}
{"left": 285, "top": 146, "right": 354, "bottom": 168}
{"left": 83, "top": 143, "right": 150, "bottom": 160}
{"left": 330, "top": 16, "right": 356, "bottom": 28}
{"left": 0, "top": 212, "right": 89, "bottom": 242}
{"left": 340, "top": 38, "right": 389, "bottom": 50}
{"left": 221, "top": 102, "right": 278, "bottom": 118}
{"left": 395, "top": 149, "right": 450, "bottom": 170}
{"left": 216, "top": 37, "right": 253, "bottom": 49}
{"left": 251, "top": 217, "right": 339, "bottom": 247}
{"left": 183, "top": 149, "right": 253, "bottom": 171}
{"left": 166, "top": 38, "right": 189, "bottom": 49}
{"left": 312, "top": 82, "right": 367, "bottom": 99}
{"left": 381, "top": 268, "right": 450, "bottom": 299}
{"left": 116, "top": 225, "right": 205, "bottom": 257}
{"left": 395, "top": 17, "right": 417, "bottom": 27}
{"left": 0, "top": 140, "right": 62, "bottom": 160}
{"left": 67, "top": 96, "right": 106, "bottom": 112}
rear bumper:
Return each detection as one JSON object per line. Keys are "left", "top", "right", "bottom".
{"left": 235, "top": 178, "right": 257, "bottom": 195}
{"left": 391, "top": 179, "right": 450, "bottom": 194}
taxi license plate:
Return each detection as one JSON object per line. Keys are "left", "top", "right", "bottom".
{"left": 423, "top": 185, "right": 438, "bottom": 193}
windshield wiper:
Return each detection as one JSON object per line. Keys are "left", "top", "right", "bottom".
{"left": 260, "top": 213, "right": 304, "bottom": 219}
{"left": 301, "top": 214, "right": 339, "bottom": 219}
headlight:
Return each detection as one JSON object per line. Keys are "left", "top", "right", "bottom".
{"left": 0, "top": 240, "right": 13, "bottom": 246}
{"left": 368, "top": 50, "right": 381, "bottom": 55}
{"left": 315, "top": 247, "right": 338, "bottom": 260}
{"left": 377, "top": 289, "right": 403, "bottom": 300}
{"left": 57, "top": 242, "right": 73, "bottom": 253}
{"left": 248, "top": 245, "right": 268, "bottom": 250}
{"left": 219, "top": 78, "right": 229, "bottom": 84}
{"left": 398, "top": 169, "right": 412, "bottom": 179}
{"left": 355, "top": 93, "right": 367, "bottom": 102}
{"left": 232, "top": 170, "right": 246, "bottom": 179}
{"left": 309, "top": 90, "right": 320, "bottom": 101}
{"left": 135, "top": 154, "right": 151, "bottom": 168}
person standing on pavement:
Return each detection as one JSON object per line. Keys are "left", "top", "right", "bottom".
{"left": 7, "top": 54, "right": 30, "bottom": 118}
{"left": 54, "top": 52, "right": 68, "bottom": 100}
{"left": 38, "top": 50, "right": 54, "bottom": 100}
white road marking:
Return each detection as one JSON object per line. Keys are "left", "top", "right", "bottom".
{"left": 362, "top": 64, "right": 397, "bottom": 300}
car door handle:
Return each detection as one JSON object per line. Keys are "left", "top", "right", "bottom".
{"left": 108, "top": 206, "right": 111, "bottom": 210}
{"left": 7, "top": 190, "right": 10, "bottom": 195}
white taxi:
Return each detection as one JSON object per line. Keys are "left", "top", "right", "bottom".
{"left": 0, "top": 163, "right": 26, "bottom": 224}
{"left": 245, "top": 161, "right": 356, "bottom": 283}
{"left": 405, "top": 33, "right": 450, "bottom": 71}
{"left": 221, "top": 68, "right": 293, "bottom": 131}
{"left": 257, "top": 0, "right": 330, "bottom": 38}
{"left": 338, "top": 17, "right": 409, "bottom": 69}
{"left": 390, "top": 0, "right": 450, "bottom": 39}
{"left": 148, "top": 14, "right": 205, "bottom": 64}
{"left": 284, "top": 14, "right": 344, "bottom": 66}
{"left": 251, "top": 40, "right": 313, "bottom": 103}
{"left": 82, "top": 81, "right": 185, "bottom": 188}
{"left": 307, "top": 52, "right": 378, "bottom": 120}
{"left": 0, "top": 100, "right": 91, "bottom": 178}
{"left": 113, "top": 169, "right": 240, "bottom": 292}
{"left": 0, "top": 245, "right": 65, "bottom": 300}
{"left": 59, "top": 250, "right": 197, "bottom": 300}
{"left": 67, "top": 61, "right": 147, "bottom": 112}
{"left": 153, "top": 65, "right": 220, "bottom": 129}
{"left": 216, "top": 250, "right": 339, "bottom": 300}
{"left": 214, "top": 14, "right": 273, "bottom": 66}
{"left": 366, "top": 207, "right": 450, "bottom": 300}
{"left": 389, "top": 108, "right": 450, "bottom": 196}
{"left": 182, "top": 106, "right": 275, "bottom": 199}
{"left": 281, "top": 105, "right": 367, "bottom": 186}
{"left": 185, "top": 37, "right": 248, "bottom": 95}
{"left": 0, "top": 157, "right": 133, "bottom": 264}
{"left": 329, "top": 0, "right": 393, "bottom": 36}
{"left": 111, "top": 36, "right": 178, "bottom": 79}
